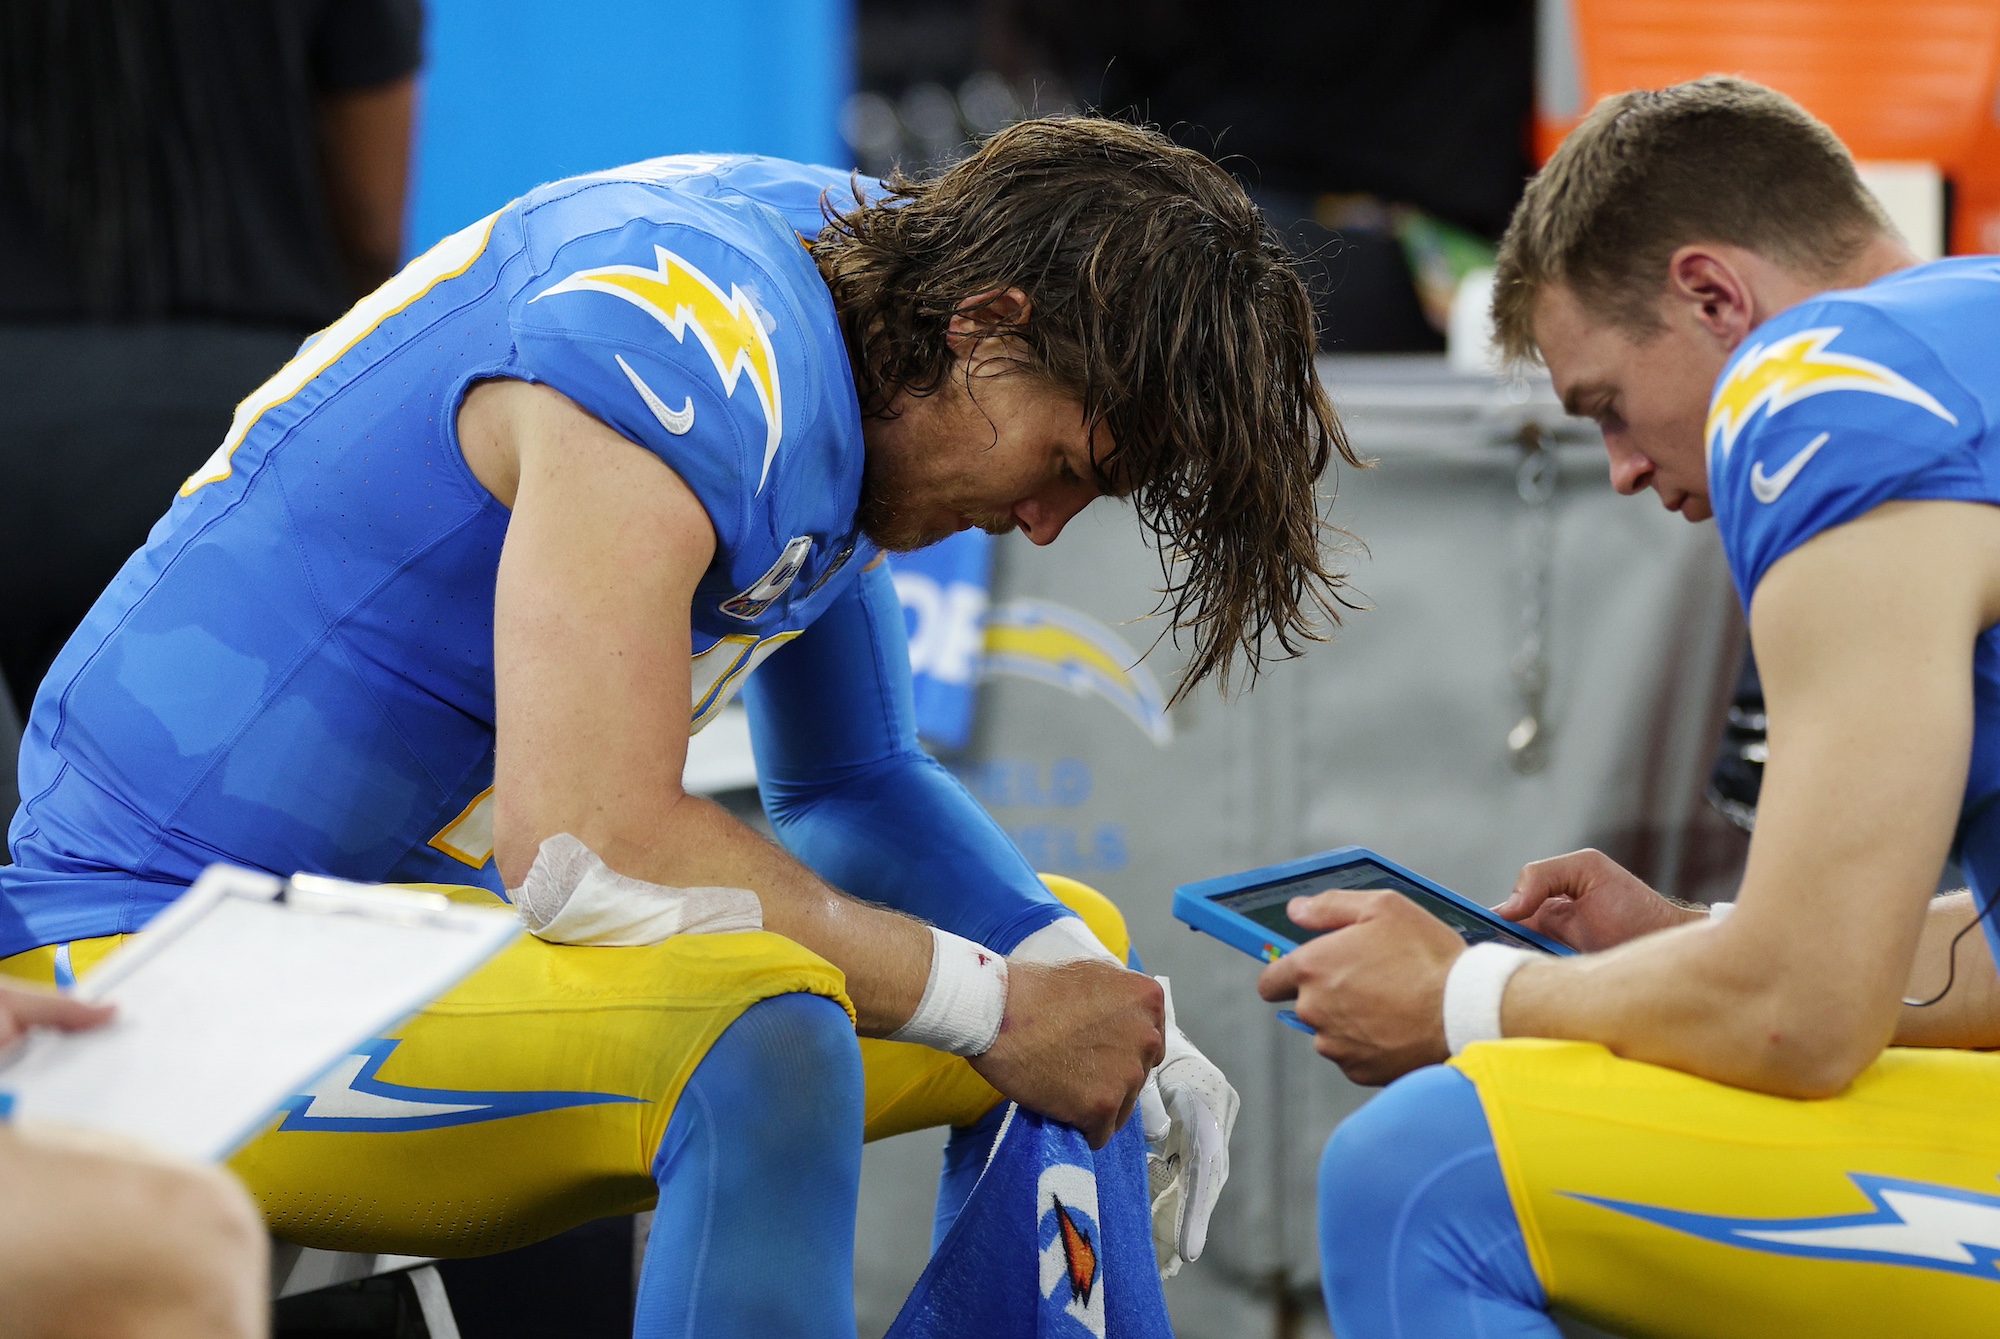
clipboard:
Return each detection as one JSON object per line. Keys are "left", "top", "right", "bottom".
{"left": 0, "top": 864, "right": 521, "bottom": 1163}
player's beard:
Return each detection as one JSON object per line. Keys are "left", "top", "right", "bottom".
{"left": 856, "top": 443, "right": 1016, "bottom": 552}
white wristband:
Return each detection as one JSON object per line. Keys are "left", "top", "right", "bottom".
{"left": 1708, "top": 900, "right": 1736, "bottom": 923}
{"left": 887, "top": 927, "right": 1010, "bottom": 1056}
{"left": 1443, "top": 943, "right": 1534, "bottom": 1056}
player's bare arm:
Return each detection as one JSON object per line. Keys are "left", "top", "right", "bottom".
{"left": 462, "top": 376, "right": 1162, "bottom": 1143}
{"left": 1264, "top": 498, "right": 2000, "bottom": 1095}
{"left": 1498, "top": 850, "right": 2000, "bottom": 1048}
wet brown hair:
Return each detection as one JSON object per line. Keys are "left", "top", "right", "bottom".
{"left": 1493, "top": 76, "right": 1890, "bottom": 363}
{"left": 813, "top": 116, "right": 1360, "bottom": 699}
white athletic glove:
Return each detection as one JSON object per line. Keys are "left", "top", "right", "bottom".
{"left": 1011, "top": 922, "right": 1239, "bottom": 1278}
{"left": 1143, "top": 977, "right": 1238, "bottom": 1278}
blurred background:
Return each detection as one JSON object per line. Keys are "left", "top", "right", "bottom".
{"left": 6, "top": 0, "right": 2000, "bottom": 1336}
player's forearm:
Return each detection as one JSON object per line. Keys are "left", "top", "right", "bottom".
{"left": 742, "top": 561, "right": 1070, "bottom": 952}
{"left": 758, "top": 754, "right": 1067, "bottom": 952}
{"left": 1893, "top": 892, "right": 2000, "bottom": 1047}
{"left": 503, "top": 790, "right": 933, "bottom": 1035}
{"left": 1502, "top": 911, "right": 1903, "bottom": 1098}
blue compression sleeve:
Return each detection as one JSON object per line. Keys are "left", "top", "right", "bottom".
{"left": 639, "top": 993, "right": 864, "bottom": 1339}
{"left": 932, "top": 1099, "right": 1011, "bottom": 1251}
{"left": 1318, "top": 1066, "right": 1555, "bottom": 1339}
{"left": 744, "top": 562, "right": 1069, "bottom": 952}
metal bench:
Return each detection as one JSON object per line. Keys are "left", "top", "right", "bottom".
{"left": 271, "top": 1243, "right": 460, "bottom": 1338}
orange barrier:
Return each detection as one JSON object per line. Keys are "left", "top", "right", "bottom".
{"left": 1536, "top": 0, "right": 2000, "bottom": 253}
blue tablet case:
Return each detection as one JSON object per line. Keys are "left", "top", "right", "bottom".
{"left": 1173, "top": 845, "right": 1572, "bottom": 1031}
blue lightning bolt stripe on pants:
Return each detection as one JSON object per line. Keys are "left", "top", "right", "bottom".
{"left": 3, "top": 875, "right": 1141, "bottom": 1335}
{"left": 1320, "top": 1041, "right": 2000, "bottom": 1338}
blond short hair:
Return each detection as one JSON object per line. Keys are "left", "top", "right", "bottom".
{"left": 1492, "top": 76, "right": 1891, "bottom": 363}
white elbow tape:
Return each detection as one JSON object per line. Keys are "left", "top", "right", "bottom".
{"left": 512, "top": 833, "right": 762, "bottom": 946}
{"left": 1442, "top": 942, "right": 1534, "bottom": 1056}
{"left": 887, "top": 927, "right": 1010, "bottom": 1057}
{"left": 1010, "top": 915, "right": 1121, "bottom": 966}
{"left": 1708, "top": 900, "right": 1737, "bottom": 923}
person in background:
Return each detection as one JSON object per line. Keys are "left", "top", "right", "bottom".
{"left": 0, "top": 980, "right": 268, "bottom": 1339}
{"left": 0, "top": 0, "right": 422, "bottom": 719}
{"left": 1014, "top": 0, "right": 1533, "bottom": 351}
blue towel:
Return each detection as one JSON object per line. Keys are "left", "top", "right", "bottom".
{"left": 888, "top": 1105, "right": 1173, "bottom": 1338}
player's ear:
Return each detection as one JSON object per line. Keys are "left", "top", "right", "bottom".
{"left": 945, "top": 288, "right": 1033, "bottom": 356}
{"left": 1665, "top": 246, "right": 1754, "bottom": 351}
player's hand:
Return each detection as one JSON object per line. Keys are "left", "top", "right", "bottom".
{"left": 972, "top": 959, "right": 1164, "bottom": 1149}
{"left": 1494, "top": 848, "right": 1702, "bottom": 951}
{"left": 1256, "top": 889, "right": 1462, "bottom": 1085}
{"left": 1144, "top": 979, "right": 1237, "bottom": 1278}
{"left": 0, "top": 980, "right": 113, "bottom": 1048}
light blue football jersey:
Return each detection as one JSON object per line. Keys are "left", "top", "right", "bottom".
{"left": 0, "top": 155, "right": 883, "bottom": 955}
{"left": 1705, "top": 256, "right": 2000, "bottom": 949}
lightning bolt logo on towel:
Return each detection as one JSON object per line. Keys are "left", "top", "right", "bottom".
{"left": 1038, "top": 1161, "right": 1108, "bottom": 1337}
{"left": 1706, "top": 326, "right": 1955, "bottom": 464}
{"left": 1572, "top": 1172, "right": 2000, "bottom": 1280}
{"left": 537, "top": 247, "right": 784, "bottom": 490}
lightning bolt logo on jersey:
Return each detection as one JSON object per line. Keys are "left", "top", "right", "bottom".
{"left": 535, "top": 245, "right": 785, "bottom": 491}
{"left": 1704, "top": 325, "right": 1956, "bottom": 464}
{"left": 1704, "top": 257, "right": 2000, "bottom": 965}
{"left": 0, "top": 155, "right": 886, "bottom": 952}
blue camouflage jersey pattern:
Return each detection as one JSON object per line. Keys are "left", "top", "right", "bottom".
{"left": 1705, "top": 256, "right": 2000, "bottom": 955}
{"left": 0, "top": 155, "right": 888, "bottom": 954}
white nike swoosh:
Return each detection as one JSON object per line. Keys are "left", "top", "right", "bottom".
{"left": 291, "top": 1054, "right": 488, "bottom": 1121}
{"left": 1749, "top": 431, "right": 1829, "bottom": 504}
{"left": 615, "top": 354, "right": 694, "bottom": 435}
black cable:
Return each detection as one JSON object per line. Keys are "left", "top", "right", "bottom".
{"left": 1901, "top": 896, "right": 1996, "bottom": 1008}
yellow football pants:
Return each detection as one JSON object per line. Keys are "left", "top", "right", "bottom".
{"left": 0, "top": 874, "right": 1130, "bottom": 1257}
{"left": 1454, "top": 1039, "right": 2000, "bottom": 1337}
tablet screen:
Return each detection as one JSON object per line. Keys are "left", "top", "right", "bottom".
{"left": 1212, "top": 859, "right": 1554, "bottom": 954}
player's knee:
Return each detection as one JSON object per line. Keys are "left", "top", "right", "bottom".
{"left": 674, "top": 992, "right": 863, "bottom": 1161}
{"left": 1037, "top": 873, "right": 1131, "bottom": 963}
{"left": 115, "top": 1161, "right": 266, "bottom": 1337}
{"left": 27, "top": 1152, "right": 266, "bottom": 1339}
{"left": 1319, "top": 1065, "right": 1485, "bottom": 1245}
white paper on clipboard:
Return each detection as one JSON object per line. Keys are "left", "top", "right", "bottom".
{"left": 0, "top": 864, "right": 521, "bottom": 1163}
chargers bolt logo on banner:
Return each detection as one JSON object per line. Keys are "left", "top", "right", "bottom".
{"left": 1705, "top": 326, "right": 1956, "bottom": 464}
{"left": 983, "top": 599, "right": 1172, "bottom": 747}
{"left": 1038, "top": 1162, "right": 1108, "bottom": 1337}
{"left": 535, "top": 245, "right": 785, "bottom": 491}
